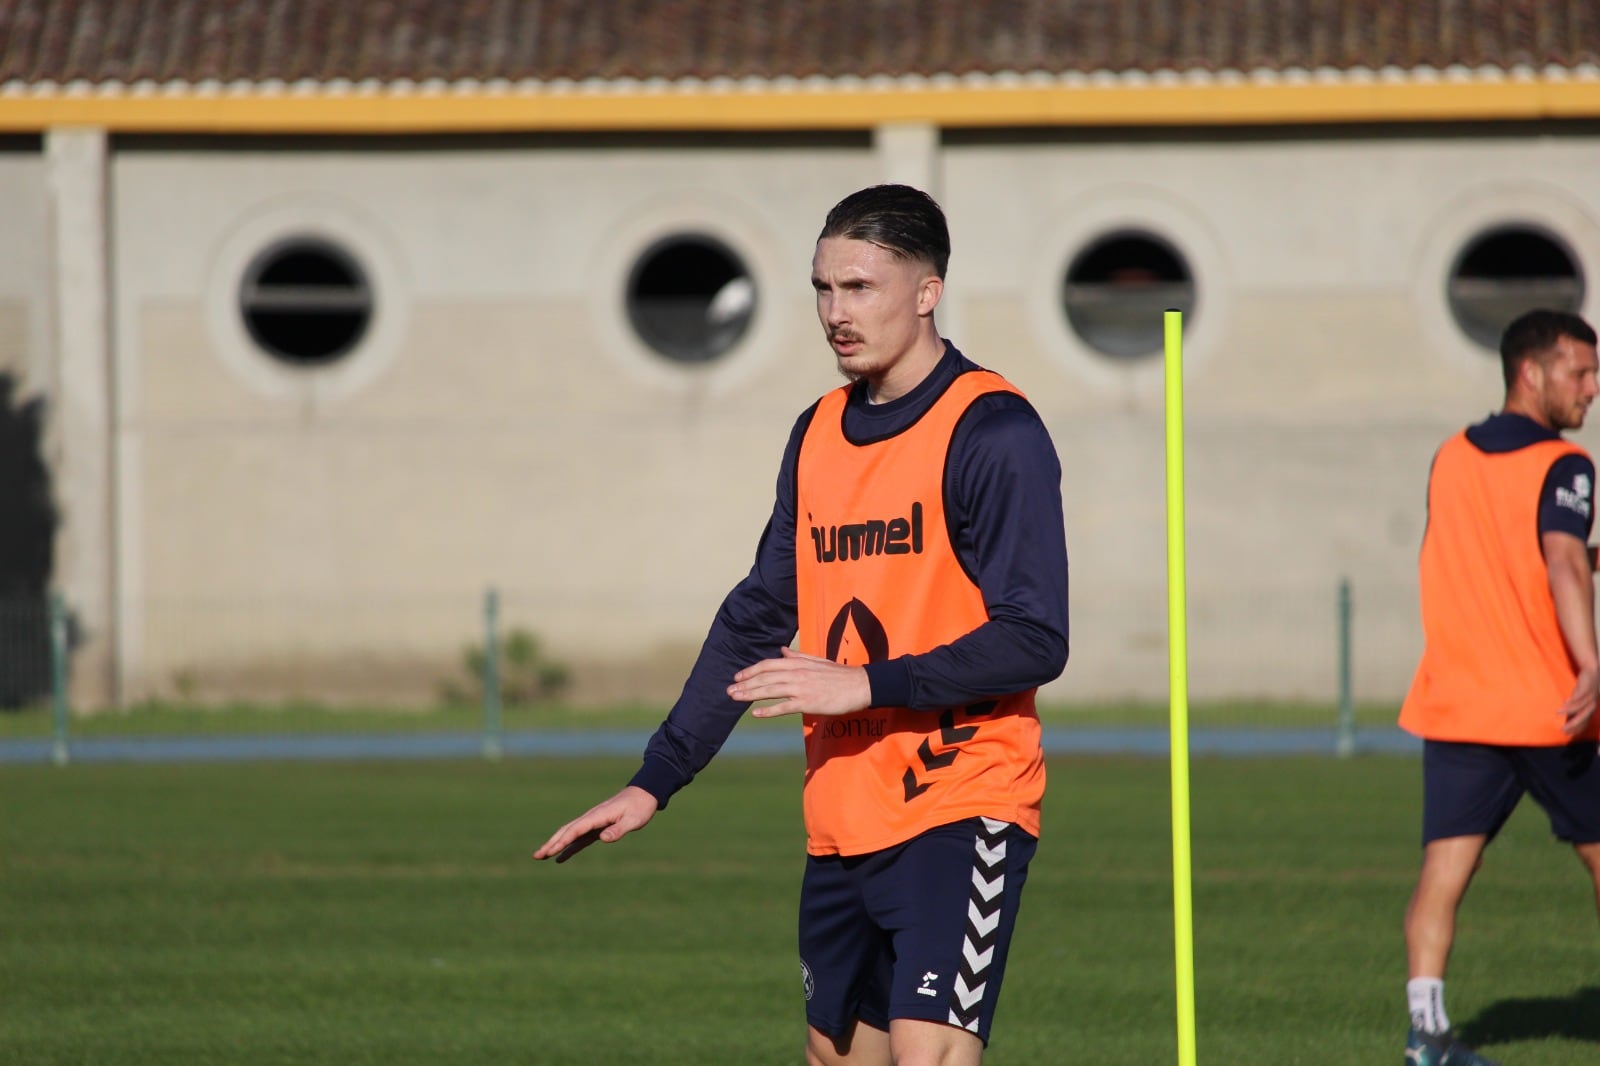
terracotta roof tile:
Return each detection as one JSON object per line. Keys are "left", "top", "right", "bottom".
{"left": 1, "top": 0, "right": 1595, "bottom": 85}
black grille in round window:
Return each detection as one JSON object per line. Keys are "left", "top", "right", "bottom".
{"left": 240, "top": 238, "right": 373, "bottom": 365}
{"left": 1448, "top": 225, "right": 1584, "bottom": 351}
{"left": 627, "top": 235, "right": 756, "bottom": 363}
{"left": 1062, "top": 231, "right": 1196, "bottom": 359}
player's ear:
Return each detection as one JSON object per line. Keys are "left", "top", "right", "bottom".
{"left": 917, "top": 274, "right": 943, "bottom": 317}
{"left": 1514, "top": 354, "right": 1541, "bottom": 395}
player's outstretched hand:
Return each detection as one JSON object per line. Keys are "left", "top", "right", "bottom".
{"left": 533, "top": 785, "right": 659, "bottom": 864}
{"left": 731, "top": 646, "right": 872, "bottom": 718}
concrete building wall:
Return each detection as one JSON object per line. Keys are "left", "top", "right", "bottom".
{"left": 944, "top": 127, "right": 1600, "bottom": 701}
{"left": 110, "top": 136, "right": 879, "bottom": 702}
{"left": 0, "top": 144, "right": 67, "bottom": 710}
{"left": 79, "top": 125, "right": 1600, "bottom": 706}
{"left": 0, "top": 146, "right": 49, "bottom": 392}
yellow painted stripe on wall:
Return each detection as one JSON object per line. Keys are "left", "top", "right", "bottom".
{"left": 2, "top": 78, "right": 1599, "bottom": 133}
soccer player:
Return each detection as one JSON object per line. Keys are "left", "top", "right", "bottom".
{"left": 1399, "top": 308, "right": 1600, "bottom": 1066}
{"left": 534, "top": 184, "right": 1069, "bottom": 1065}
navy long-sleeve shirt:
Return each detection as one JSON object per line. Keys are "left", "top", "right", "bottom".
{"left": 1462, "top": 412, "right": 1595, "bottom": 541}
{"left": 629, "top": 342, "right": 1070, "bottom": 808}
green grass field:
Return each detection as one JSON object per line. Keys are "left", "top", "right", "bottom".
{"left": 4, "top": 754, "right": 1599, "bottom": 1064}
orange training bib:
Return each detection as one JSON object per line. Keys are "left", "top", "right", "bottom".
{"left": 794, "top": 371, "right": 1046, "bottom": 856}
{"left": 1400, "top": 432, "right": 1595, "bottom": 746}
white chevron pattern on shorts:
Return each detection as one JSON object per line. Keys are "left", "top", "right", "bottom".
{"left": 975, "top": 838, "right": 1007, "bottom": 865}
{"left": 966, "top": 901, "right": 1001, "bottom": 936}
{"left": 962, "top": 940, "right": 995, "bottom": 971}
{"left": 948, "top": 818, "right": 1010, "bottom": 1034}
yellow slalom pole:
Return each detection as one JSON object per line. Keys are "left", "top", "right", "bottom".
{"left": 1164, "top": 309, "right": 1198, "bottom": 1066}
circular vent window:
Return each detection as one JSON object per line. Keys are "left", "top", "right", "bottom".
{"left": 240, "top": 237, "right": 373, "bottom": 365}
{"left": 1062, "top": 230, "right": 1197, "bottom": 359}
{"left": 1448, "top": 225, "right": 1584, "bottom": 351}
{"left": 626, "top": 235, "right": 757, "bottom": 363}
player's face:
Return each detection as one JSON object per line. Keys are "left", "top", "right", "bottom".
{"left": 811, "top": 237, "right": 940, "bottom": 386}
{"left": 1535, "top": 335, "right": 1600, "bottom": 431}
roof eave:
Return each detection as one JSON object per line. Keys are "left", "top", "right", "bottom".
{"left": 5, "top": 66, "right": 1600, "bottom": 134}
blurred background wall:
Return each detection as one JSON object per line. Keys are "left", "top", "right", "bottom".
{"left": 2, "top": 2, "right": 1599, "bottom": 709}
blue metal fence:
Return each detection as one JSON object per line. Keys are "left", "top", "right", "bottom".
{"left": 0, "top": 582, "right": 1413, "bottom": 766}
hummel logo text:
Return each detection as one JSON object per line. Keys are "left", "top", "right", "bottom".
{"left": 809, "top": 503, "right": 924, "bottom": 563}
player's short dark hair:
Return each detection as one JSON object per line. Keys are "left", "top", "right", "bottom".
{"left": 818, "top": 185, "right": 950, "bottom": 279}
{"left": 1500, "top": 308, "right": 1598, "bottom": 389}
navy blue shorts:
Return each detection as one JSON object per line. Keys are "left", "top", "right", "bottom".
{"left": 1422, "top": 739, "right": 1600, "bottom": 845}
{"left": 798, "top": 817, "right": 1037, "bottom": 1047}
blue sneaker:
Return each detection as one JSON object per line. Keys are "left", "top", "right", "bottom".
{"left": 1404, "top": 1027, "right": 1499, "bottom": 1065}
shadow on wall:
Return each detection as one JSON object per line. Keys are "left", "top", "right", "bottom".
{"left": 0, "top": 374, "right": 63, "bottom": 708}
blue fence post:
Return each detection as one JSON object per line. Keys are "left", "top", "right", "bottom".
{"left": 1335, "top": 577, "right": 1355, "bottom": 757}
{"left": 49, "top": 592, "right": 69, "bottom": 766}
{"left": 482, "top": 587, "right": 503, "bottom": 761}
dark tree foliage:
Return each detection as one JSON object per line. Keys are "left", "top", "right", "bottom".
{"left": 0, "top": 374, "right": 58, "bottom": 708}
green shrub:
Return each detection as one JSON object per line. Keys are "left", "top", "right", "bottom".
{"left": 441, "top": 627, "right": 570, "bottom": 707}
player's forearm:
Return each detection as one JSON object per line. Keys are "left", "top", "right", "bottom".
{"left": 630, "top": 585, "right": 799, "bottom": 805}
{"left": 1548, "top": 545, "right": 1599, "bottom": 673}
{"left": 865, "top": 614, "right": 1069, "bottom": 710}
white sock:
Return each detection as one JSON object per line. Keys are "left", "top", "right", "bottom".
{"left": 1407, "top": 977, "right": 1449, "bottom": 1034}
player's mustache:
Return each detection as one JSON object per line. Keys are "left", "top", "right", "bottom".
{"left": 830, "top": 330, "right": 864, "bottom": 344}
